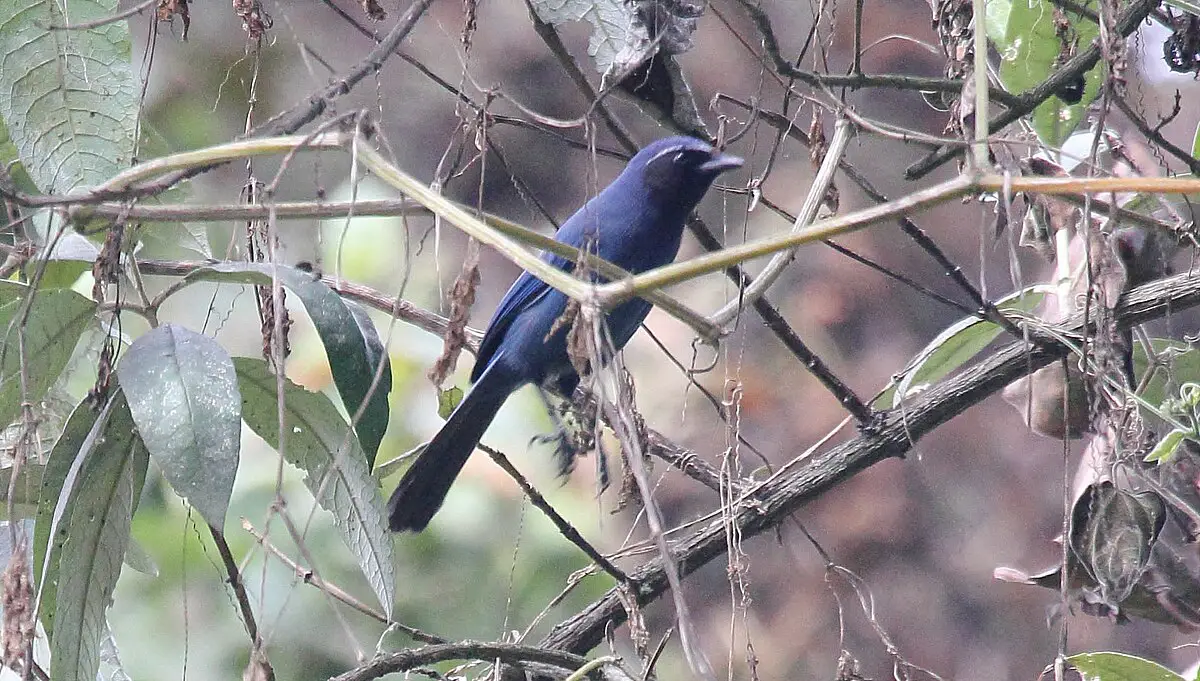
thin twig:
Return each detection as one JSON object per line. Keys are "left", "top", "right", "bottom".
{"left": 684, "top": 212, "right": 876, "bottom": 423}
{"left": 480, "top": 444, "right": 632, "bottom": 586}
{"left": 710, "top": 118, "right": 852, "bottom": 326}
{"left": 47, "top": 0, "right": 158, "bottom": 30}
{"left": 715, "top": 94, "right": 1025, "bottom": 337}
{"left": 133, "top": 258, "right": 466, "bottom": 345}
{"left": 208, "top": 524, "right": 262, "bottom": 645}
{"left": 521, "top": 0, "right": 638, "bottom": 145}
{"left": 1111, "top": 94, "right": 1200, "bottom": 175}
{"left": 596, "top": 175, "right": 977, "bottom": 306}
{"left": 68, "top": 198, "right": 427, "bottom": 222}
{"left": 728, "top": 0, "right": 1024, "bottom": 109}
{"left": 240, "top": 518, "right": 444, "bottom": 643}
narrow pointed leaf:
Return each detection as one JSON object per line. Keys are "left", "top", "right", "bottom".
{"left": 116, "top": 324, "right": 240, "bottom": 528}
{"left": 179, "top": 263, "right": 391, "bottom": 465}
{"left": 884, "top": 286, "right": 1050, "bottom": 407}
{"left": 1145, "top": 428, "right": 1188, "bottom": 464}
{"left": 46, "top": 393, "right": 148, "bottom": 681}
{"left": 33, "top": 398, "right": 106, "bottom": 639}
{"left": 235, "top": 356, "right": 394, "bottom": 616}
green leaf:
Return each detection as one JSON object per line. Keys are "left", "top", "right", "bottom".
{"left": 885, "top": 286, "right": 1050, "bottom": 408}
{"left": 1068, "top": 651, "right": 1185, "bottom": 681}
{"left": 121, "top": 537, "right": 157, "bottom": 577}
{"left": 0, "top": 0, "right": 139, "bottom": 193}
{"left": 116, "top": 324, "right": 240, "bottom": 528}
{"left": 34, "top": 398, "right": 104, "bottom": 639}
{"left": 178, "top": 263, "right": 392, "bottom": 466}
{"left": 1131, "top": 339, "right": 1200, "bottom": 410}
{"left": 235, "top": 356, "right": 394, "bottom": 616}
{"left": 0, "top": 459, "right": 44, "bottom": 517}
{"left": 29, "top": 231, "right": 99, "bottom": 290}
{"left": 135, "top": 221, "right": 212, "bottom": 260}
{"left": 46, "top": 392, "right": 147, "bottom": 681}
{"left": 437, "top": 386, "right": 463, "bottom": 419}
{"left": 985, "top": 0, "right": 1102, "bottom": 146}
{"left": 372, "top": 442, "right": 424, "bottom": 482}
{"left": 0, "top": 282, "right": 97, "bottom": 429}
{"left": 1145, "top": 428, "right": 1188, "bottom": 463}
{"left": 0, "top": 119, "right": 36, "bottom": 193}
{"left": 342, "top": 299, "right": 391, "bottom": 467}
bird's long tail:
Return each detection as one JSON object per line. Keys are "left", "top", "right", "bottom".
{"left": 387, "top": 368, "right": 514, "bottom": 532}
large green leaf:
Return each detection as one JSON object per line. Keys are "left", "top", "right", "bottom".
{"left": 985, "top": 0, "right": 1102, "bottom": 147}
{"left": 178, "top": 263, "right": 392, "bottom": 466}
{"left": 0, "top": 0, "right": 139, "bottom": 193}
{"left": 116, "top": 324, "right": 240, "bottom": 528}
{"left": 235, "top": 356, "right": 394, "bottom": 616}
{"left": 0, "top": 282, "right": 97, "bottom": 429}
{"left": 1068, "top": 652, "right": 1185, "bottom": 681}
{"left": 35, "top": 395, "right": 150, "bottom": 643}
{"left": 46, "top": 392, "right": 147, "bottom": 681}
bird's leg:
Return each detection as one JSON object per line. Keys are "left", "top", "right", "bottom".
{"left": 532, "top": 388, "right": 580, "bottom": 475}
{"left": 531, "top": 387, "right": 605, "bottom": 485}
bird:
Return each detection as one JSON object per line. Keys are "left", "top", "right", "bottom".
{"left": 387, "top": 136, "right": 743, "bottom": 532}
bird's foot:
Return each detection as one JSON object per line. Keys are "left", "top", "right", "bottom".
{"left": 531, "top": 415, "right": 606, "bottom": 486}
{"left": 530, "top": 428, "right": 579, "bottom": 477}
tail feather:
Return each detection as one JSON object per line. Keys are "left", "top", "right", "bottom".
{"left": 387, "top": 375, "right": 512, "bottom": 532}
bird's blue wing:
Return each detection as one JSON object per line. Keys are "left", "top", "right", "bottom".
{"left": 471, "top": 250, "right": 574, "bottom": 383}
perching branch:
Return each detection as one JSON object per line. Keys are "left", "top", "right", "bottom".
{"left": 327, "top": 641, "right": 605, "bottom": 681}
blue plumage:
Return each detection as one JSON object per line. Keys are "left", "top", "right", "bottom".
{"left": 387, "top": 136, "right": 743, "bottom": 532}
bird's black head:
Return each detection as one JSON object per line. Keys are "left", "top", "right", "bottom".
{"left": 631, "top": 136, "right": 743, "bottom": 208}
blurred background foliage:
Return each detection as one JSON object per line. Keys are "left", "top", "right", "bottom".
{"left": 7, "top": 0, "right": 1200, "bottom": 678}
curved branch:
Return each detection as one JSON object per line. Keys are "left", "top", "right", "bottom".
{"left": 327, "top": 641, "right": 596, "bottom": 681}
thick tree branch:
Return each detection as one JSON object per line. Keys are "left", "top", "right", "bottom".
{"left": 538, "top": 269, "right": 1200, "bottom": 654}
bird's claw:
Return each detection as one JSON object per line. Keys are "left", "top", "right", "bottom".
{"left": 530, "top": 429, "right": 578, "bottom": 477}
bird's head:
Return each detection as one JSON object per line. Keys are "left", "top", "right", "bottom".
{"left": 628, "top": 136, "right": 743, "bottom": 211}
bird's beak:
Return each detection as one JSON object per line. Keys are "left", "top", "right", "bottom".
{"left": 699, "top": 152, "right": 744, "bottom": 174}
